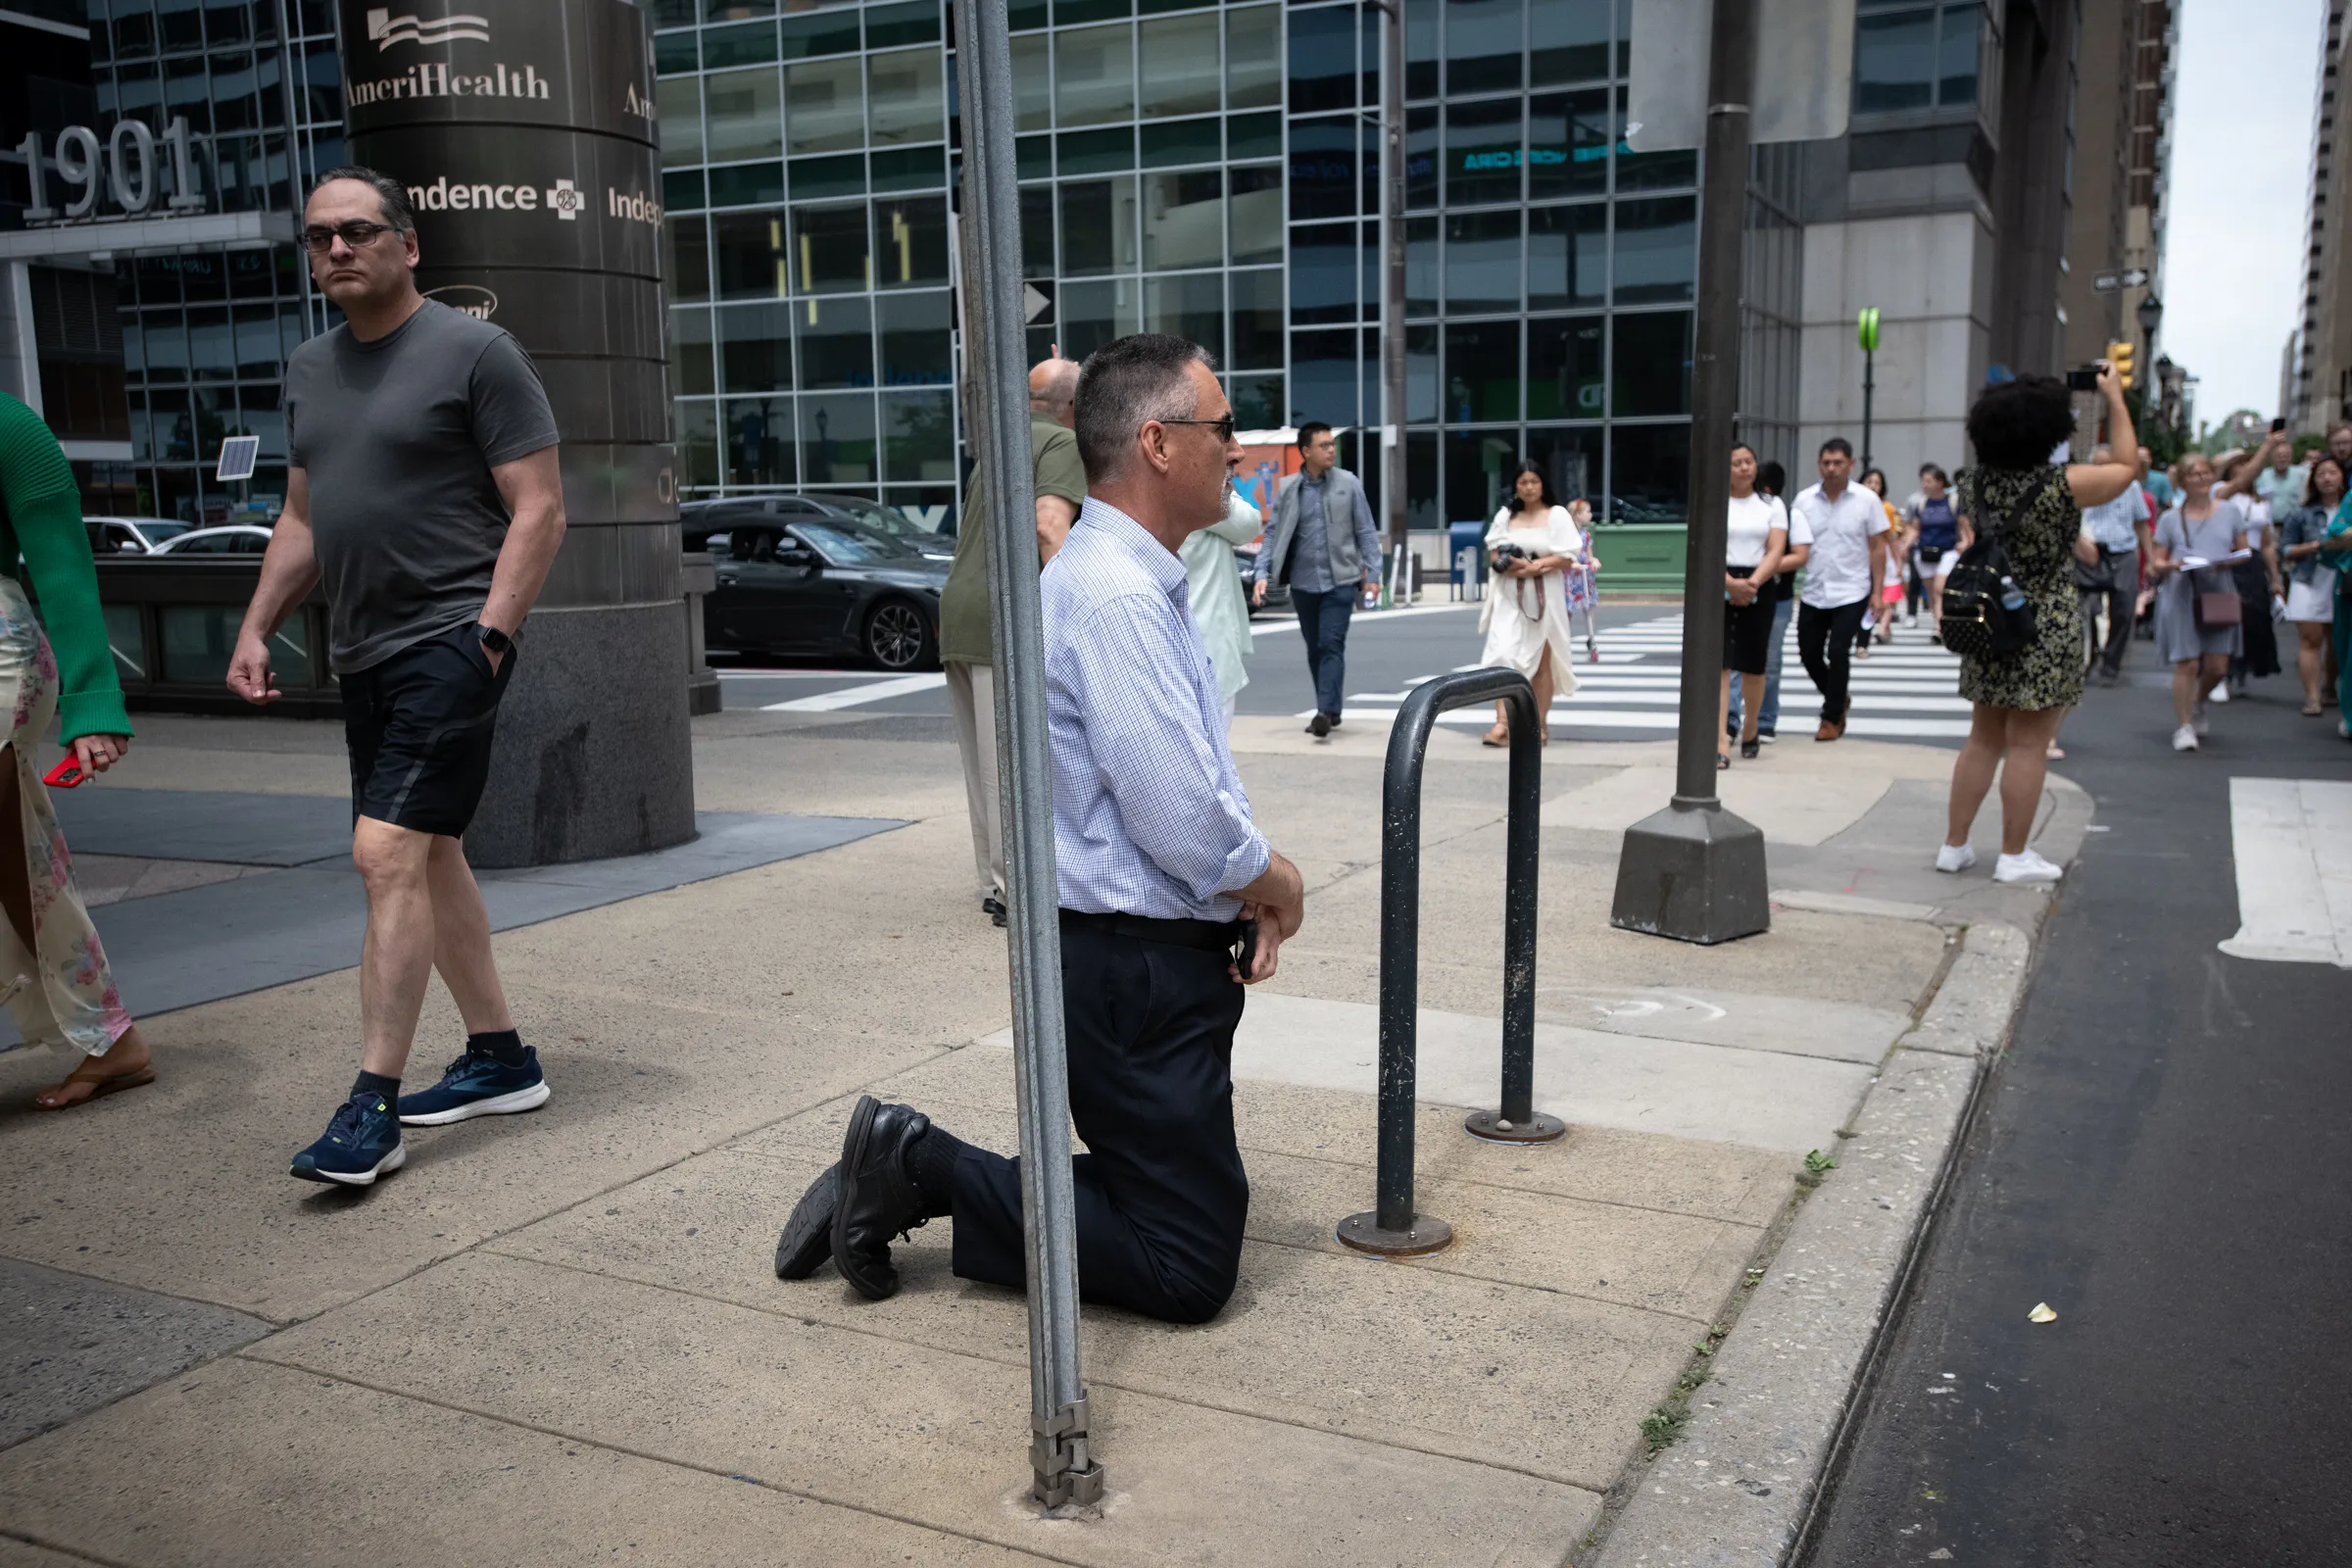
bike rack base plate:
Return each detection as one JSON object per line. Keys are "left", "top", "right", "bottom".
{"left": 1462, "top": 1108, "right": 1568, "bottom": 1144}
{"left": 1336, "top": 1211, "right": 1455, "bottom": 1256}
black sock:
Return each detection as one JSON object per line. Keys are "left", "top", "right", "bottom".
{"left": 353, "top": 1069, "right": 401, "bottom": 1103}
{"left": 905, "top": 1126, "right": 966, "bottom": 1219}
{"left": 469, "top": 1029, "right": 526, "bottom": 1066}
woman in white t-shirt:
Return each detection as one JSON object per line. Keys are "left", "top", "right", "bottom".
{"left": 1720, "top": 444, "right": 1788, "bottom": 764}
{"left": 1478, "top": 465, "right": 1583, "bottom": 746}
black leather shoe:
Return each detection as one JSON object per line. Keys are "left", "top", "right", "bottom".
{"left": 1306, "top": 711, "right": 1332, "bottom": 738}
{"left": 774, "top": 1161, "right": 839, "bottom": 1280}
{"left": 832, "top": 1096, "right": 931, "bottom": 1300}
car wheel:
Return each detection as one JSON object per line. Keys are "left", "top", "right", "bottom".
{"left": 864, "top": 599, "right": 936, "bottom": 671}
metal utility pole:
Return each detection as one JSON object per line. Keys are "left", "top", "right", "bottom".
{"left": 1607, "top": 0, "right": 1770, "bottom": 945}
{"left": 949, "top": 0, "right": 1102, "bottom": 1510}
{"left": 1377, "top": 0, "right": 1407, "bottom": 598}
{"left": 1858, "top": 306, "right": 1879, "bottom": 470}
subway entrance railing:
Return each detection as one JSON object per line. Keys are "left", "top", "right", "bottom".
{"left": 1335, "top": 667, "right": 1564, "bottom": 1259}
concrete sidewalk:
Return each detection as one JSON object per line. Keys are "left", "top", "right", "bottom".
{"left": 0, "top": 710, "right": 2082, "bottom": 1565}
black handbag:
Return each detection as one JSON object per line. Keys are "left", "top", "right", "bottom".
{"left": 1939, "top": 498, "right": 2036, "bottom": 660}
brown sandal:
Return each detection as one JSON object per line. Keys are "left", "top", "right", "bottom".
{"left": 1481, "top": 724, "right": 1509, "bottom": 748}
{"left": 32, "top": 1059, "right": 155, "bottom": 1111}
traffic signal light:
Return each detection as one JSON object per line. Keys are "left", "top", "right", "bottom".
{"left": 2107, "top": 341, "right": 2134, "bottom": 390}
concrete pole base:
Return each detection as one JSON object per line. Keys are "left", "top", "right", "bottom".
{"left": 1608, "top": 798, "right": 1771, "bottom": 945}
{"left": 464, "top": 601, "right": 698, "bottom": 869}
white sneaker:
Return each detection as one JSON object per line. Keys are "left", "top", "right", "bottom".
{"left": 2192, "top": 703, "right": 2210, "bottom": 736}
{"left": 1993, "top": 849, "right": 2065, "bottom": 884}
{"left": 1935, "top": 842, "right": 1978, "bottom": 873}
{"left": 2172, "top": 724, "right": 2198, "bottom": 752}
{"left": 2210, "top": 684, "right": 2230, "bottom": 705}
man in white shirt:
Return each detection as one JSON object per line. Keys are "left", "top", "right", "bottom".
{"left": 1789, "top": 437, "right": 1889, "bottom": 741}
{"left": 2077, "top": 443, "right": 2150, "bottom": 685}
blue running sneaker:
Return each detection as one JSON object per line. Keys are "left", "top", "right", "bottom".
{"left": 290, "top": 1089, "right": 406, "bottom": 1186}
{"left": 396, "top": 1047, "right": 550, "bottom": 1126}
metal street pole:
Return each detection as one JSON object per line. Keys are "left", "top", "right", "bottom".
{"left": 950, "top": 0, "right": 1102, "bottom": 1509}
{"left": 1606, "top": 0, "right": 1770, "bottom": 945}
{"left": 1379, "top": 0, "right": 1407, "bottom": 596}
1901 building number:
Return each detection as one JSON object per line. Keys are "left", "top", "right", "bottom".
{"left": 15, "top": 117, "right": 206, "bottom": 223}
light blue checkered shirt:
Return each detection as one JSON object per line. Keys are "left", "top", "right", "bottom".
{"left": 1044, "top": 498, "right": 1272, "bottom": 920}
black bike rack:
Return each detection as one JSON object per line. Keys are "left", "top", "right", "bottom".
{"left": 1336, "top": 668, "right": 1563, "bottom": 1259}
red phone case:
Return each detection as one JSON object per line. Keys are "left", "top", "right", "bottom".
{"left": 43, "top": 755, "right": 85, "bottom": 789}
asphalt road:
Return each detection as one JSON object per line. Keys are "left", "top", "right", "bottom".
{"left": 1803, "top": 656, "right": 2352, "bottom": 1565}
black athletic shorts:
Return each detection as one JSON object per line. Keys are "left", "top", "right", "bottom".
{"left": 342, "top": 622, "right": 515, "bottom": 837}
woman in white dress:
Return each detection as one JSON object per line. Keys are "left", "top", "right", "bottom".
{"left": 1478, "top": 465, "right": 1583, "bottom": 746}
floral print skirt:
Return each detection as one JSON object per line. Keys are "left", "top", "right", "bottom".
{"left": 0, "top": 578, "right": 130, "bottom": 1056}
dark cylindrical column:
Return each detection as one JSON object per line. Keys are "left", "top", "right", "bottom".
{"left": 339, "top": 0, "right": 693, "bottom": 867}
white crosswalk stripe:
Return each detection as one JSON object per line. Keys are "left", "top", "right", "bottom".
{"left": 1336, "top": 612, "right": 1977, "bottom": 739}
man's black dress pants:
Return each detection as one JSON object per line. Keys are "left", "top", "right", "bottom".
{"left": 949, "top": 918, "right": 1249, "bottom": 1325}
{"left": 1796, "top": 596, "right": 1871, "bottom": 727}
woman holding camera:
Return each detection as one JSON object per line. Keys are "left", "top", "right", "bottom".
{"left": 1478, "top": 464, "right": 1584, "bottom": 747}
{"left": 1936, "top": 367, "right": 2138, "bottom": 883}
{"left": 1719, "top": 445, "right": 1788, "bottom": 766}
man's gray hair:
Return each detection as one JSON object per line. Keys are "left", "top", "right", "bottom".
{"left": 311, "top": 166, "right": 416, "bottom": 234}
{"left": 1074, "top": 333, "right": 1216, "bottom": 482}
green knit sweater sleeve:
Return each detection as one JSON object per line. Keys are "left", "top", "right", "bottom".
{"left": 0, "top": 394, "right": 131, "bottom": 744}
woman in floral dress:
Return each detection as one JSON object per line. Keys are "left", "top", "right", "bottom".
{"left": 1936, "top": 366, "right": 2140, "bottom": 885}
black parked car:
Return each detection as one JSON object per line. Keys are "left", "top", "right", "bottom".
{"left": 684, "top": 512, "right": 948, "bottom": 670}
{"left": 682, "top": 494, "right": 953, "bottom": 561}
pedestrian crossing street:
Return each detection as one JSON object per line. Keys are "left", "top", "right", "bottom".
{"left": 1339, "top": 611, "right": 1978, "bottom": 740}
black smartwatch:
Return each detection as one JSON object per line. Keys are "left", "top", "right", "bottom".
{"left": 474, "top": 623, "right": 514, "bottom": 656}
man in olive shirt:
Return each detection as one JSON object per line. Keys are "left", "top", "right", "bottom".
{"left": 940, "top": 357, "right": 1086, "bottom": 924}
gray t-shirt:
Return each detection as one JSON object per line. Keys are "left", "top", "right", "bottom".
{"left": 285, "top": 299, "right": 559, "bottom": 673}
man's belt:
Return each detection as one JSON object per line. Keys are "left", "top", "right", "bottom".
{"left": 1058, "top": 907, "right": 1242, "bottom": 954}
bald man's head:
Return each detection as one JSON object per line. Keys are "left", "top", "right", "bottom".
{"left": 1030, "top": 358, "right": 1081, "bottom": 427}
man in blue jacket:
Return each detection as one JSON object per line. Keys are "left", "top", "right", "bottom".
{"left": 1250, "top": 422, "right": 1381, "bottom": 737}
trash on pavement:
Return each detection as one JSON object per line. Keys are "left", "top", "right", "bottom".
{"left": 2028, "top": 1301, "right": 2057, "bottom": 1323}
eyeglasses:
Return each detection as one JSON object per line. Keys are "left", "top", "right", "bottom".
{"left": 1159, "top": 416, "right": 1237, "bottom": 442}
{"left": 302, "top": 220, "right": 396, "bottom": 253}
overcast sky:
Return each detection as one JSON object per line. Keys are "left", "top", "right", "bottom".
{"left": 2161, "top": 0, "right": 2325, "bottom": 426}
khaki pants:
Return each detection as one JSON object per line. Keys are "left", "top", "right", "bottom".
{"left": 945, "top": 660, "right": 1004, "bottom": 903}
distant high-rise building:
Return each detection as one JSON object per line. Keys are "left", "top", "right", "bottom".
{"left": 2293, "top": 0, "right": 2348, "bottom": 432}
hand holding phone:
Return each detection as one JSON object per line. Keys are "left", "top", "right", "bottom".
{"left": 43, "top": 755, "right": 86, "bottom": 789}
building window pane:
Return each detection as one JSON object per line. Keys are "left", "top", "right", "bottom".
{"left": 669, "top": 218, "right": 713, "bottom": 302}
{"left": 1058, "top": 126, "right": 1135, "bottom": 173}
{"left": 1226, "top": 6, "right": 1281, "bottom": 109}
{"left": 794, "top": 203, "right": 871, "bottom": 293}
{"left": 786, "top": 58, "right": 864, "bottom": 153}
{"left": 1528, "top": 203, "right": 1605, "bottom": 311}
{"left": 1290, "top": 328, "right": 1357, "bottom": 426}
{"left": 188, "top": 308, "right": 231, "bottom": 380}
{"left": 1288, "top": 115, "right": 1359, "bottom": 220}
{"left": 232, "top": 307, "right": 277, "bottom": 379}
{"left": 1446, "top": 428, "right": 1519, "bottom": 530}
{"left": 1145, "top": 270, "right": 1222, "bottom": 352}
{"left": 866, "top": 48, "right": 942, "bottom": 145}
{"left": 1406, "top": 216, "right": 1439, "bottom": 315}
{"left": 1141, "top": 13, "right": 1221, "bottom": 117}
{"left": 1142, "top": 118, "right": 1221, "bottom": 168}
{"left": 1613, "top": 197, "right": 1695, "bottom": 304}
{"left": 1610, "top": 422, "right": 1690, "bottom": 523}
{"left": 1229, "top": 164, "right": 1282, "bottom": 265}
{"left": 1059, "top": 176, "right": 1138, "bottom": 273}
{"left": 709, "top": 163, "right": 785, "bottom": 208}
{"left": 1446, "top": 98, "right": 1521, "bottom": 207}
{"left": 1525, "top": 424, "right": 1602, "bottom": 508}
{"left": 1056, "top": 23, "right": 1134, "bottom": 126}
{"left": 703, "top": 20, "right": 777, "bottom": 69}
{"left": 1230, "top": 268, "right": 1283, "bottom": 369}
{"left": 1613, "top": 311, "right": 1692, "bottom": 416}
{"left": 659, "top": 76, "right": 703, "bottom": 168}
{"left": 705, "top": 68, "right": 783, "bottom": 163}
{"left": 866, "top": 0, "right": 943, "bottom": 51}
{"left": 1446, "top": 319, "right": 1519, "bottom": 422}
{"left": 1528, "top": 90, "right": 1608, "bottom": 201}
{"left": 878, "top": 291, "right": 952, "bottom": 387}
{"left": 717, "top": 301, "right": 793, "bottom": 392}
{"left": 871, "top": 146, "right": 946, "bottom": 193}
{"left": 1939, "top": 3, "right": 1982, "bottom": 106}
{"left": 1527, "top": 315, "right": 1603, "bottom": 419}
{"left": 1855, "top": 8, "right": 1936, "bottom": 114}
{"left": 780, "top": 9, "right": 861, "bottom": 60}
{"left": 1444, "top": 209, "right": 1520, "bottom": 315}
{"left": 1142, "top": 170, "right": 1223, "bottom": 270}
{"left": 1013, "top": 33, "right": 1054, "bottom": 130}
{"left": 1532, "top": 0, "right": 1609, "bottom": 85}
{"left": 1289, "top": 221, "right": 1356, "bottom": 323}
{"left": 1405, "top": 323, "right": 1438, "bottom": 420}
{"left": 799, "top": 298, "right": 873, "bottom": 389}
{"left": 673, "top": 306, "right": 715, "bottom": 396}
{"left": 882, "top": 389, "right": 956, "bottom": 480}
{"left": 1287, "top": 6, "right": 1354, "bottom": 115}
{"left": 873, "top": 195, "right": 949, "bottom": 287}
{"left": 1057, "top": 276, "right": 1139, "bottom": 362}
{"left": 1230, "top": 372, "right": 1284, "bottom": 430}
{"left": 1022, "top": 184, "right": 1057, "bottom": 276}
{"left": 725, "top": 396, "right": 797, "bottom": 486}
{"left": 677, "top": 400, "right": 720, "bottom": 489}
{"left": 714, "top": 211, "right": 790, "bottom": 300}
{"left": 1229, "top": 111, "right": 1282, "bottom": 161}
{"left": 1446, "top": 0, "right": 1522, "bottom": 96}
{"left": 800, "top": 393, "right": 876, "bottom": 484}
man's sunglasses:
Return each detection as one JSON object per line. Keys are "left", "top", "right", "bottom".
{"left": 1160, "top": 416, "right": 1237, "bottom": 441}
{"left": 302, "top": 220, "right": 397, "bottom": 253}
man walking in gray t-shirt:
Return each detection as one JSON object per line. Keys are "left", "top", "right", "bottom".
{"left": 228, "top": 169, "right": 569, "bottom": 1186}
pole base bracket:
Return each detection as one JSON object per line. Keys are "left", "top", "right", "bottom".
{"left": 1463, "top": 1108, "right": 1567, "bottom": 1144}
{"left": 1336, "top": 1210, "right": 1454, "bottom": 1256}
{"left": 1608, "top": 798, "right": 1771, "bottom": 945}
